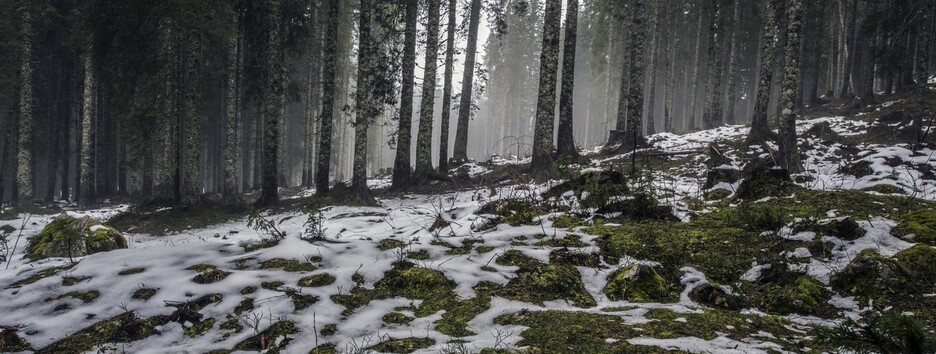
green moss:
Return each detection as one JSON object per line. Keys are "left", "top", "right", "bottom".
{"left": 108, "top": 203, "right": 242, "bottom": 236}
{"left": 0, "top": 326, "right": 32, "bottom": 352}
{"left": 435, "top": 296, "right": 491, "bottom": 337}
{"left": 548, "top": 248, "right": 601, "bottom": 268}
{"left": 261, "top": 281, "right": 284, "bottom": 290}
{"left": 862, "top": 184, "right": 905, "bottom": 194}
{"left": 332, "top": 262, "right": 458, "bottom": 318}
{"left": 492, "top": 263, "right": 596, "bottom": 308}
{"left": 259, "top": 258, "right": 317, "bottom": 272}
{"left": 407, "top": 249, "right": 431, "bottom": 260}
{"left": 188, "top": 264, "right": 230, "bottom": 284}
{"left": 132, "top": 287, "right": 157, "bottom": 300}
{"left": 309, "top": 344, "right": 337, "bottom": 354}
{"left": 704, "top": 189, "right": 732, "bottom": 200}
{"left": 893, "top": 209, "right": 936, "bottom": 245}
{"left": 240, "top": 286, "right": 257, "bottom": 295}
{"left": 603, "top": 265, "right": 678, "bottom": 303}
{"left": 285, "top": 289, "right": 319, "bottom": 311}
{"left": 369, "top": 337, "right": 435, "bottom": 353}
{"left": 475, "top": 245, "right": 495, "bottom": 254}
{"left": 117, "top": 267, "right": 146, "bottom": 276}
{"left": 533, "top": 234, "right": 588, "bottom": 248}
{"left": 298, "top": 273, "right": 336, "bottom": 287}
{"left": 383, "top": 312, "right": 414, "bottom": 325}
{"left": 495, "top": 250, "right": 540, "bottom": 268}
{"left": 232, "top": 321, "right": 297, "bottom": 352}
{"left": 61, "top": 276, "right": 90, "bottom": 286}
{"left": 378, "top": 239, "right": 405, "bottom": 250}
{"left": 184, "top": 318, "right": 216, "bottom": 337}
{"left": 26, "top": 216, "right": 127, "bottom": 261}
{"left": 234, "top": 298, "right": 254, "bottom": 315}
{"left": 742, "top": 269, "right": 832, "bottom": 316}
{"left": 63, "top": 290, "right": 100, "bottom": 303}
{"left": 478, "top": 199, "right": 542, "bottom": 226}
{"left": 551, "top": 215, "right": 585, "bottom": 229}
{"left": 37, "top": 312, "right": 164, "bottom": 353}
{"left": 9, "top": 266, "right": 70, "bottom": 288}
{"left": 894, "top": 245, "right": 936, "bottom": 291}
{"left": 320, "top": 323, "right": 337, "bottom": 336}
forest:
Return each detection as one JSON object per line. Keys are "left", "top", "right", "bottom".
{"left": 0, "top": 0, "right": 935, "bottom": 352}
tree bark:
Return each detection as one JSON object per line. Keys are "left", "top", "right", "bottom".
{"left": 622, "top": 0, "right": 650, "bottom": 150}
{"left": 438, "top": 0, "right": 457, "bottom": 171}
{"left": 702, "top": 0, "right": 726, "bottom": 130}
{"left": 531, "top": 0, "right": 562, "bottom": 174}
{"left": 451, "top": 0, "right": 481, "bottom": 164}
{"left": 778, "top": 0, "right": 804, "bottom": 172}
{"left": 556, "top": 0, "right": 581, "bottom": 162}
{"left": 663, "top": 0, "right": 678, "bottom": 133}
{"left": 645, "top": 0, "right": 663, "bottom": 136}
{"left": 746, "top": 0, "right": 781, "bottom": 146}
{"left": 838, "top": 0, "right": 857, "bottom": 98}
{"left": 393, "top": 0, "right": 418, "bottom": 187}
{"left": 351, "top": 0, "right": 374, "bottom": 197}
{"left": 303, "top": 2, "right": 322, "bottom": 189}
{"left": 258, "top": 0, "right": 284, "bottom": 206}
{"left": 685, "top": 12, "right": 705, "bottom": 131}
{"left": 79, "top": 48, "right": 95, "bottom": 209}
{"left": 415, "top": 0, "right": 441, "bottom": 179}
{"left": 17, "top": 3, "right": 34, "bottom": 205}
{"left": 223, "top": 25, "right": 242, "bottom": 202}
{"left": 724, "top": 0, "right": 741, "bottom": 124}
{"left": 316, "top": 0, "right": 339, "bottom": 194}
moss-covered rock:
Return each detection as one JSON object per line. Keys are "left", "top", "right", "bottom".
{"left": 477, "top": 199, "right": 542, "bottom": 226}
{"left": 232, "top": 320, "right": 297, "bottom": 352}
{"left": 258, "top": 258, "right": 317, "bottom": 272}
{"left": 543, "top": 170, "right": 628, "bottom": 209}
{"left": 26, "top": 215, "right": 127, "bottom": 261}
{"left": 494, "top": 263, "right": 596, "bottom": 308}
{"left": 603, "top": 265, "right": 678, "bottom": 303}
{"left": 741, "top": 267, "right": 833, "bottom": 317}
{"left": 382, "top": 311, "right": 413, "bottom": 325}
{"left": 734, "top": 168, "right": 799, "bottom": 200}
{"left": 689, "top": 283, "right": 741, "bottom": 310}
{"left": 893, "top": 209, "right": 936, "bottom": 245}
{"left": 188, "top": 264, "right": 230, "bottom": 284}
{"left": 37, "top": 312, "right": 164, "bottom": 353}
{"left": 893, "top": 245, "right": 936, "bottom": 292}
{"left": 831, "top": 249, "right": 908, "bottom": 301}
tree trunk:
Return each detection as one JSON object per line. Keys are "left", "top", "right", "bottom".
{"left": 746, "top": 0, "right": 781, "bottom": 146}
{"left": 223, "top": 26, "right": 242, "bottom": 202}
{"left": 857, "top": 0, "right": 878, "bottom": 107}
{"left": 316, "top": 0, "right": 339, "bottom": 194}
{"left": 451, "top": 0, "right": 481, "bottom": 164}
{"left": 351, "top": 0, "right": 374, "bottom": 197}
{"left": 180, "top": 34, "right": 203, "bottom": 204}
{"left": 913, "top": 0, "right": 933, "bottom": 147}
{"left": 556, "top": 0, "right": 581, "bottom": 162}
{"left": 702, "top": 0, "right": 726, "bottom": 130}
{"left": 303, "top": 3, "right": 322, "bottom": 189}
{"left": 685, "top": 12, "right": 705, "bottom": 131}
{"left": 258, "top": 0, "right": 284, "bottom": 206}
{"left": 645, "top": 0, "right": 663, "bottom": 136}
{"left": 393, "top": 0, "right": 418, "bottom": 187}
{"left": 663, "top": 0, "right": 678, "bottom": 133}
{"left": 438, "top": 0, "right": 457, "bottom": 171}
{"left": 838, "top": 0, "right": 857, "bottom": 98}
{"left": 778, "top": 0, "right": 804, "bottom": 172}
{"left": 531, "top": 0, "right": 562, "bottom": 174}
{"left": 622, "top": 0, "right": 650, "bottom": 150}
{"left": 79, "top": 48, "right": 95, "bottom": 209}
{"left": 724, "top": 0, "right": 741, "bottom": 124}
{"left": 415, "top": 0, "right": 441, "bottom": 178}
{"left": 17, "top": 3, "right": 34, "bottom": 205}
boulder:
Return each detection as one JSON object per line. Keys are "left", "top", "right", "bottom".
{"left": 603, "top": 264, "right": 677, "bottom": 303}
{"left": 26, "top": 215, "right": 128, "bottom": 261}
{"left": 689, "top": 283, "right": 741, "bottom": 310}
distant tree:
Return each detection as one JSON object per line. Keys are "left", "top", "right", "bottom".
{"left": 620, "top": 0, "right": 650, "bottom": 151}
{"left": 351, "top": 0, "right": 375, "bottom": 197}
{"left": 79, "top": 47, "right": 95, "bottom": 210}
{"left": 17, "top": 1, "right": 35, "bottom": 205}
{"left": 258, "top": 0, "right": 286, "bottom": 206}
{"left": 838, "top": 0, "right": 858, "bottom": 98}
{"left": 701, "top": 0, "right": 726, "bottom": 130}
{"left": 452, "top": 0, "right": 482, "bottom": 164}
{"left": 223, "top": 15, "right": 244, "bottom": 203}
{"left": 746, "top": 0, "right": 782, "bottom": 147}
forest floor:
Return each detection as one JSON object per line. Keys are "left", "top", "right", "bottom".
{"left": 1, "top": 92, "right": 936, "bottom": 353}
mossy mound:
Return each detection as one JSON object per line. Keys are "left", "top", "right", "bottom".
{"left": 491, "top": 263, "right": 596, "bottom": 308}
{"left": 382, "top": 312, "right": 413, "bottom": 325}
{"left": 477, "top": 199, "right": 543, "bottom": 226}
{"left": 495, "top": 250, "right": 540, "bottom": 268}
{"left": 734, "top": 168, "right": 799, "bottom": 200}
{"left": 832, "top": 246, "right": 936, "bottom": 303}
{"left": 603, "top": 265, "right": 678, "bottom": 303}
{"left": 188, "top": 264, "right": 231, "bottom": 284}
{"left": 378, "top": 239, "right": 405, "bottom": 250}
{"left": 369, "top": 337, "right": 434, "bottom": 353}
{"left": 893, "top": 209, "right": 936, "bottom": 245}
{"left": 740, "top": 266, "right": 833, "bottom": 317}
{"left": 596, "top": 193, "right": 679, "bottom": 222}
{"left": 893, "top": 245, "right": 936, "bottom": 293}
{"left": 26, "top": 215, "right": 127, "bottom": 261}
{"left": 258, "top": 258, "right": 317, "bottom": 272}
{"left": 298, "top": 273, "right": 336, "bottom": 287}
{"left": 689, "top": 283, "right": 741, "bottom": 310}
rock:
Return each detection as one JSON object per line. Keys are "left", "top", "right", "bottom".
{"left": 828, "top": 217, "right": 865, "bottom": 240}
{"left": 25, "top": 215, "right": 128, "bottom": 261}
{"left": 735, "top": 167, "right": 796, "bottom": 200}
{"left": 0, "top": 224, "right": 14, "bottom": 235}
{"left": 830, "top": 249, "right": 907, "bottom": 300}
{"left": 804, "top": 122, "right": 844, "bottom": 143}
{"left": 603, "top": 264, "right": 677, "bottom": 303}
{"left": 839, "top": 160, "right": 874, "bottom": 178}
{"left": 689, "top": 283, "right": 741, "bottom": 310}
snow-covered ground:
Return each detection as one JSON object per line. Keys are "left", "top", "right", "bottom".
{"left": 1, "top": 108, "right": 933, "bottom": 353}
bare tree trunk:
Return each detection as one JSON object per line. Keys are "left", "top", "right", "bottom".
{"left": 451, "top": 0, "right": 481, "bottom": 164}
{"left": 622, "top": 0, "right": 650, "bottom": 150}
{"left": 415, "top": 0, "right": 441, "bottom": 179}
{"left": 746, "top": 0, "right": 781, "bottom": 146}
{"left": 303, "top": 2, "right": 322, "bottom": 189}
{"left": 702, "top": 0, "right": 726, "bottom": 130}
{"left": 351, "top": 0, "right": 374, "bottom": 197}
{"left": 316, "top": 0, "right": 339, "bottom": 194}
{"left": 778, "top": 0, "right": 804, "bottom": 172}
{"left": 17, "top": 3, "right": 34, "bottom": 205}
{"left": 724, "top": 0, "right": 741, "bottom": 124}
{"left": 393, "top": 0, "right": 417, "bottom": 187}
{"left": 685, "top": 13, "right": 705, "bottom": 131}
{"left": 645, "top": 0, "right": 662, "bottom": 136}
{"left": 838, "top": 0, "right": 857, "bottom": 98}
{"left": 556, "top": 0, "right": 581, "bottom": 162}
{"left": 258, "top": 0, "right": 284, "bottom": 205}
{"left": 223, "top": 26, "right": 242, "bottom": 202}
{"left": 531, "top": 0, "right": 562, "bottom": 174}
{"left": 79, "top": 48, "right": 95, "bottom": 209}
{"left": 438, "top": 0, "right": 456, "bottom": 171}
{"left": 663, "top": 0, "right": 678, "bottom": 133}
{"left": 180, "top": 34, "right": 203, "bottom": 204}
